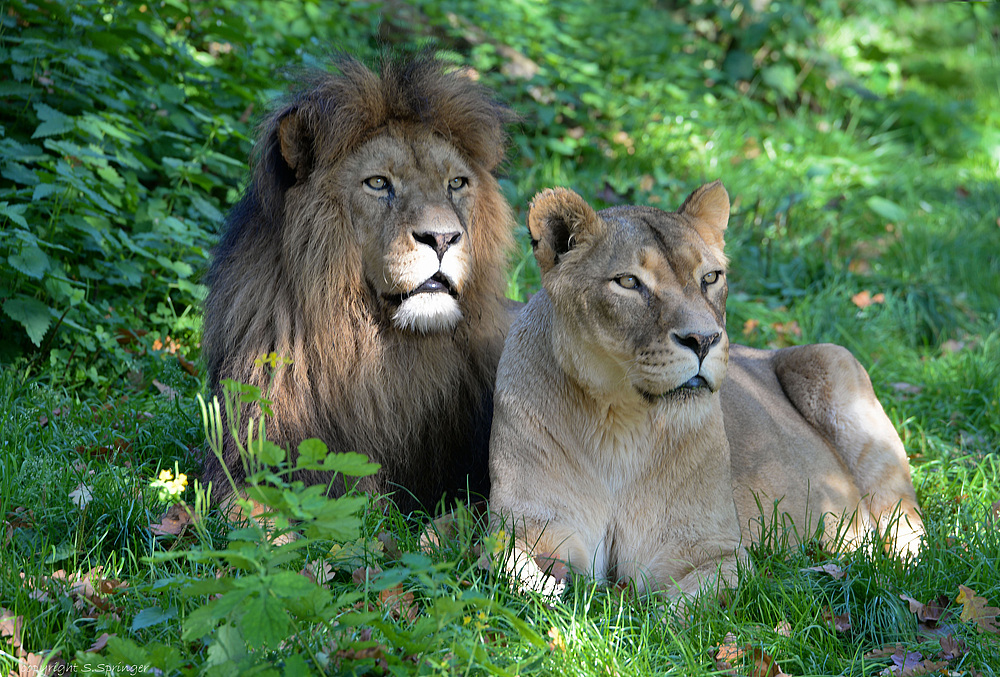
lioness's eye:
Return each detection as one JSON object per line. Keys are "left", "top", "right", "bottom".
{"left": 702, "top": 271, "right": 721, "bottom": 285}
{"left": 448, "top": 177, "right": 468, "bottom": 190}
{"left": 616, "top": 275, "right": 640, "bottom": 290}
{"left": 363, "top": 176, "right": 389, "bottom": 191}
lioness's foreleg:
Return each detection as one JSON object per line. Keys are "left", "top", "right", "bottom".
{"left": 771, "top": 344, "right": 923, "bottom": 554}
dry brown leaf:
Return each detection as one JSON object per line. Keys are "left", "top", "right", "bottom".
{"left": 742, "top": 318, "right": 761, "bottom": 336}
{"left": 890, "top": 382, "right": 923, "bottom": 396}
{"left": 1, "top": 607, "right": 23, "bottom": 648}
{"left": 378, "top": 585, "right": 419, "bottom": 622}
{"left": 87, "top": 632, "right": 114, "bottom": 653}
{"left": 148, "top": 503, "right": 195, "bottom": 537}
{"left": 301, "top": 559, "right": 336, "bottom": 587}
{"left": 801, "top": 563, "right": 846, "bottom": 580}
{"left": 152, "top": 379, "right": 179, "bottom": 401}
{"left": 822, "top": 606, "right": 851, "bottom": 633}
{"left": 774, "top": 620, "right": 792, "bottom": 638}
{"left": 956, "top": 584, "right": 1000, "bottom": 634}
{"left": 714, "top": 632, "right": 743, "bottom": 670}
{"left": 878, "top": 646, "right": 949, "bottom": 676}
{"left": 351, "top": 566, "right": 382, "bottom": 587}
{"left": 851, "top": 290, "right": 886, "bottom": 309}
{"left": 377, "top": 532, "right": 402, "bottom": 561}
{"left": 941, "top": 339, "right": 966, "bottom": 355}
{"left": 938, "top": 633, "right": 967, "bottom": 661}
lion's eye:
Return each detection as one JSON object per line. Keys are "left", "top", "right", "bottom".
{"left": 616, "top": 274, "right": 640, "bottom": 290}
{"left": 448, "top": 177, "right": 468, "bottom": 190}
{"left": 702, "top": 271, "right": 721, "bottom": 286}
{"left": 363, "top": 176, "right": 390, "bottom": 191}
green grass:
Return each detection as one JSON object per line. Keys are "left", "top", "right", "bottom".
{"left": 2, "top": 0, "right": 999, "bottom": 674}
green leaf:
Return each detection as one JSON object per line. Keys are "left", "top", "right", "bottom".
{"left": 182, "top": 588, "right": 253, "bottom": 641}
{"left": 296, "top": 438, "right": 328, "bottom": 467}
{"left": 761, "top": 63, "right": 797, "bottom": 99}
{"left": 204, "top": 623, "right": 247, "bottom": 669}
{"left": 130, "top": 606, "right": 177, "bottom": 631}
{"left": 32, "top": 103, "right": 74, "bottom": 138}
{"left": 3, "top": 296, "right": 53, "bottom": 346}
{"left": 257, "top": 439, "right": 286, "bottom": 466}
{"left": 266, "top": 570, "right": 319, "bottom": 599}
{"left": 320, "top": 451, "right": 380, "bottom": 477}
{"left": 240, "top": 594, "right": 291, "bottom": 649}
{"left": 866, "top": 196, "right": 908, "bottom": 223}
{"left": 8, "top": 245, "right": 51, "bottom": 279}
{"left": 0, "top": 202, "right": 29, "bottom": 228}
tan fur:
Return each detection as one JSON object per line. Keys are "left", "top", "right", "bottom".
{"left": 202, "top": 55, "right": 516, "bottom": 513}
{"left": 490, "top": 183, "right": 922, "bottom": 598}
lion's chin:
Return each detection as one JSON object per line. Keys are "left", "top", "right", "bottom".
{"left": 392, "top": 294, "right": 463, "bottom": 333}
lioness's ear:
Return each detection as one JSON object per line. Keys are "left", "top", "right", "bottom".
{"left": 527, "top": 188, "right": 601, "bottom": 275}
{"left": 276, "top": 106, "right": 315, "bottom": 181}
{"left": 678, "top": 180, "right": 729, "bottom": 250}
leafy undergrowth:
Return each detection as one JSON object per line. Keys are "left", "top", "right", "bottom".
{"left": 3, "top": 0, "right": 1000, "bottom": 674}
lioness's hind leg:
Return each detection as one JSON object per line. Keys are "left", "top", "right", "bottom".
{"left": 771, "top": 344, "right": 923, "bottom": 555}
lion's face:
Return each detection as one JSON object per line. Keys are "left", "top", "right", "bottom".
{"left": 527, "top": 183, "right": 731, "bottom": 402}
{"left": 339, "top": 127, "right": 481, "bottom": 333}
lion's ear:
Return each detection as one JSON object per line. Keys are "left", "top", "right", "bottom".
{"left": 678, "top": 180, "right": 729, "bottom": 251}
{"left": 276, "top": 106, "right": 315, "bottom": 180}
{"left": 527, "top": 188, "right": 602, "bottom": 275}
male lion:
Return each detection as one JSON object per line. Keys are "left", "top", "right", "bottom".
{"left": 201, "top": 55, "right": 517, "bottom": 513}
{"left": 489, "top": 182, "right": 923, "bottom": 597}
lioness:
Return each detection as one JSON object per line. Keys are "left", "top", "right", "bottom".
{"left": 202, "top": 55, "right": 517, "bottom": 513}
{"left": 489, "top": 182, "right": 922, "bottom": 596}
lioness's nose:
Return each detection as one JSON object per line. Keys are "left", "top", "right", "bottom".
{"left": 413, "top": 230, "right": 462, "bottom": 260}
{"left": 672, "top": 331, "right": 721, "bottom": 364}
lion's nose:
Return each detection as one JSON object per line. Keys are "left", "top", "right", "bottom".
{"left": 413, "top": 230, "right": 462, "bottom": 260}
{"left": 672, "top": 331, "right": 721, "bottom": 364}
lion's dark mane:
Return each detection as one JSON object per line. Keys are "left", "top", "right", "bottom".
{"left": 201, "top": 54, "right": 517, "bottom": 512}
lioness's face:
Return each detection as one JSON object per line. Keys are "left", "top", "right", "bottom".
{"left": 528, "top": 186, "right": 730, "bottom": 402}
{"left": 343, "top": 127, "right": 480, "bottom": 333}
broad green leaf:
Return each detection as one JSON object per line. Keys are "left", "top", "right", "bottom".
{"left": 182, "top": 588, "right": 253, "bottom": 641}
{"left": 761, "top": 64, "right": 797, "bottom": 99}
{"left": 0, "top": 202, "right": 28, "bottom": 228}
{"left": 267, "top": 570, "right": 319, "bottom": 598}
{"left": 130, "top": 606, "right": 177, "bottom": 632}
{"left": 320, "top": 451, "right": 380, "bottom": 477}
{"left": 257, "top": 439, "right": 286, "bottom": 466}
{"left": 204, "top": 623, "right": 247, "bottom": 669}
{"left": 296, "top": 438, "right": 328, "bottom": 467}
{"left": 3, "top": 296, "right": 53, "bottom": 346}
{"left": 32, "top": 103, "right": 74, "bottom": 138}
{"left": 867, "top": 196, "right": 908, "bottom": 223}
{"left": 8, "top": 245, "right": 50, "bottom": 279}
{"left": 240, "top": 594, "right": 291, "bottom": 649}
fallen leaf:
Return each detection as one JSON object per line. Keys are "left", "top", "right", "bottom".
{"left": 177, "top": 354, "right": 199, "bottom": 377}
{"left": 956, "top": 584, "right": 1000, "bottom": 634}
{"left": 890, "top": 382, "right": 923, "bottom": 396}
{"left": 351, "top": 566, "right": 382, "bottom": 587}
{"left": 743, "top": 318, "right": 761, "bottom": 336}
{"left": 148, "top": 503, "right": 195, "bottom": 537}
{"left": 87, "top": 632, "right": 115, "bottom": 653}
{"left": 714, "top": 632, "right": 743, "bottom": 670}
{"left": 68, "top": 483, "right": 94, "bottom": 509}
{"left": 851, "top": 290, "right": 886, "bottom": 309}
{"left": 774, "top": 620, "right": 792, "bottom": 637}
{"left": 152, "top": 379, "right": 179, "bottom": 401}
{"left": 899, "top": 593, "right": 948, "bottom": 624}
{"left": 801, "top": 563, "right": 846, "bottom": 580}
{"left": 938, "top": 633, "right": 967, "bottom": 660}
{"left": 377, "top": 532, "right": 402, "bottom": 561}
{"left": 378, "top": 584, "right": 419, "bottom": 622}
{"left": 1, "top": 607, "right": 23, "bottom": 648}
{"left": 823, "top": 606, "right": 851, "bottom": 633}
{"left": 941, "top": 339, "right": 965, "bottom": 355}
{"left": 302, "top": 559, "right": 336, "bottom": 587}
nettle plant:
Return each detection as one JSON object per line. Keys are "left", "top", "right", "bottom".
{"left": 74, "top": 362, "right": 543, "bottom": 674}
